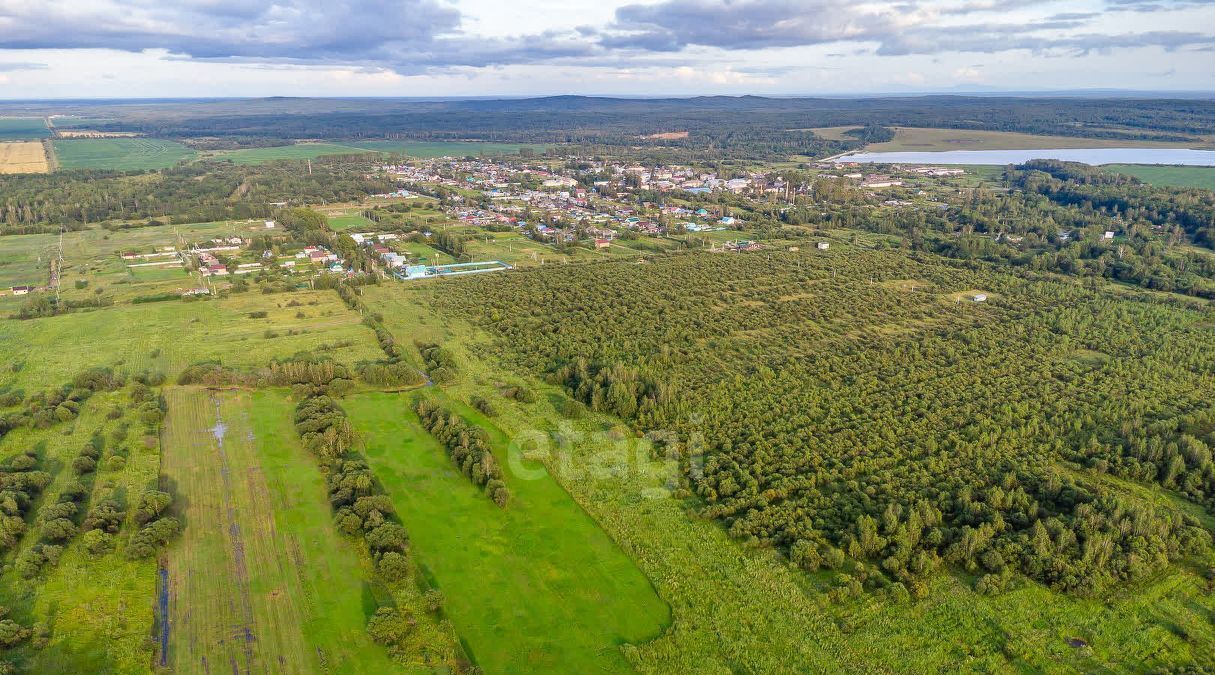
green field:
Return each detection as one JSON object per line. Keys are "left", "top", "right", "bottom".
{"left": 212, "top": 143, "right": 375, "bottom": 165}
{"left": 1106, "top": 164, "right": 1215, "bottom": 190}
{"left": 348, "top": 141, "right": 547, "bottom": 158}
{"left": 866, "top": 127, "right": 1191, "bottom": 152}
{"left": 0, "top": 232, "right": 53, "bottom": 289}
{"left": 161, "top": 388, "right": 402, "bottom": 673}
{"left": 0, "top": 117, "right": 50, "bottom": 140}
{"left": 53, "top": 138, "right": 196, "bottom": 170}
{"left": 327, "top": 213, "right": 375, "bottom": 231}
{"left": 0, "top": 290, "right": 382, "bottom": 389}
{"left": 346, "top": 391, "right": 669, "bottom": 674}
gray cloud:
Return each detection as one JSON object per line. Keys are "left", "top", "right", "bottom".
{"left": 0, "top": 0, "right": 1210, "bottom": 75}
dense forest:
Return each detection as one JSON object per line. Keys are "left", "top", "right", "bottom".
{"left": 0, "top": 157, "right": 393, "bottom": 233}
{"left": 429, "top": 249, "right": 1215, "bottom": 598}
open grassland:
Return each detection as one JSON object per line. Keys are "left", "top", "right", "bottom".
{"left": 346, "top": 391, "right": 670, "bottom": 674}
{"left": 0, "top": 232, "right": 53, "bottom": 290}
{"left": 348, "top": 141, "right": 547, "bottom": 158}
{"left": 53, "top": 138, "right": 196, "bottom": 170}
{"left": 0, "top": 117, "right": 49, "bottom": 140}
{"left": 1106, "top": 164, "right": 1215, "bottom": 190}
{"left": 0, "top": 290, "right": 382, "bottom": 389}
{"left": 161, "top": 387, "right": 402, "bottom": 674}
{"left": 211, "top": 142, "right": 374, "bottom": 165}
{"left": 0, "top": 141, "right": 49, "bottom": 174}
{"left": 866, "top": 127, "right": 1193, "bottom": 152}
{"left": 0, "top": 392, "right": 160, "bottom": 673}
{"left": 323, "top": 211, "right": 375, "bottom": 231}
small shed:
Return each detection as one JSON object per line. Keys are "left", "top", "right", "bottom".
{"left": 816, "top": 242, "right": 830, "bottom": 250}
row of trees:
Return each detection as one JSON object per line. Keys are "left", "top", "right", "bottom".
{"left": 415, "top": 400, "right": 510, "bottom": 507}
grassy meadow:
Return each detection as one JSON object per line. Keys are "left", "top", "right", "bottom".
{"left": 0, "top": 232, "right": 54, "bottom": 290}
{"left": 52, "top": 138, "right": 196, "bottom": 170}
{"left": 345, "top": 391, "right": 670, "bottom": 674}
{"left": 1106, "top": 164, "right": 1215, "bottom": 190}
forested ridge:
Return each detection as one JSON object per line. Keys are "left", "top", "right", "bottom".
{"left": 430, "top": 249, "right": 1215, "bottom": 598}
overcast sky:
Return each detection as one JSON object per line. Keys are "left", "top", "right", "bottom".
{"left": 0, "top": 0, "right": 1212, "bottom": 98}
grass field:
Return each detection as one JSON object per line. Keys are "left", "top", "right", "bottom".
{"left": 53, "top": 138, "right": 196, "bottom": 170}
{"left": 348, "top": 141, "right": 547, "bottom": 158}
{"left": 211, "top": 143, "right": 374, "bottom": 165}
{"left": 0, "top": 117, "right": 49, "bottom": 140}
{"left": 0, "top": 232, "right": 53, "bottom": 289}
{"left": 325, "top": 212, "right": 375, "bottom": 231}
{"left": 1106, "top": 164, "right": 1215, "bottom": 190}
{"left": 866, "top": 127, "right": 1192, "bottom": 152}
{"left": 805, "top": 125, "right": 861, "bottom": 141}
{"left": 162, "top": 387, "right": 402, "bottom": 673}
{"left": 345, "top": 391, "right": 670, "bottom": 674}
{"left": 0, "top": 291, "right": 382, "bottom": 389}
{"left": 0, "top": 141, "right": 49, "bottom": 174}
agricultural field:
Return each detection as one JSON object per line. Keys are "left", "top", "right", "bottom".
{"left": 52, "top": 138, "right": 196, "bottom": 170}
{"left": 865, "top": 127, "right": 1191, "bottom": 152}
{"left": 348, "top": 141, "right": 547, "bottom": 158}
{"left": 160, "top": 388, "right": 404, "bottom": 673}
{"left": 1105, "top": 164, "right": 1215, "bottom": 190}
{"left": 211, "top": 142, "right": 374, "bottom": 165}
{"left": 0, "top": 142, "right": 49, "bottom": 174}
{"left": 0, "top": 118, "right": 49, "bottom": 140}
{"left": 805, "top": 125, "right": 861, "bottom": 141}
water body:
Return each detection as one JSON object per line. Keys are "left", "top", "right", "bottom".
{"left": 834, "top": 148, "right": 1215, "bottom": 166}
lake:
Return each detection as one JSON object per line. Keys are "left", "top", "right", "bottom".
{"left": 833, "top": 148, "right": 1215, "bottom": 166}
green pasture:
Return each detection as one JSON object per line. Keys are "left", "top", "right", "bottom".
{"left": 52, "top": 138, "right": 196, "bottom": 170}
{"left": 345, "top": 391, "right": 670, "bottom": 674}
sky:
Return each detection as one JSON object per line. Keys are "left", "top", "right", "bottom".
{"left": 0, "top": 0, "right": 1212, "bottom": 98}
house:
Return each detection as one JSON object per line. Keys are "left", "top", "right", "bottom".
{"left": 720, "top": 216, "right": 737, "bottom": 226}
{"left": 11, "top": 286, "right": 31, "bottom": 296}
{"left": 594, "top": 238, "right": 611, "bottom": 249}
{"left": 816, "top": 242, "right": 830, "bottom": 250}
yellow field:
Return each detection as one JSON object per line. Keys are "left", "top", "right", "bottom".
{"left": 0, "top": 141, "right": 49, "bottom": 174}
{"left": 867, "top": 127, "right": 1192, "bottom": 152}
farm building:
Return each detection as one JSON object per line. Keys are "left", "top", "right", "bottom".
{"left": 10, "top": 286, "right": 31, "bottom": 296}
{"left": 595, "top": 238, "right": 611, "bottom": 249}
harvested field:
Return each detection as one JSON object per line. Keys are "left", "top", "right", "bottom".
{"left": 0, "top": 141, "right": 49, "bottom": 174}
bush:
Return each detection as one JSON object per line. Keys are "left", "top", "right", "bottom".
{"left": 377, "top": 551, "right": 410, "bottom": 581}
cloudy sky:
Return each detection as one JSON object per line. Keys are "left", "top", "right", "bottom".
{"left": 0, "top": 0, "right": 1212, "bottom": 98}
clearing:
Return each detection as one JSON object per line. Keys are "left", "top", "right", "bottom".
{"left": 53, "top": 138, "right": 196, "bottom": 170}
{"left": 345, "top": 391, "right": 670, "bottom": 674}
{"left": 161, "top": 387, "right": 400, "bottom": 674}
{"left": 0, "top": 141, "right": 49, "bottom": 174}
{"left": 347, "top": 141, "right": 546, "bottom": 158}
{"left": 211, "top": 142, "right": 374, "bottom": 165}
